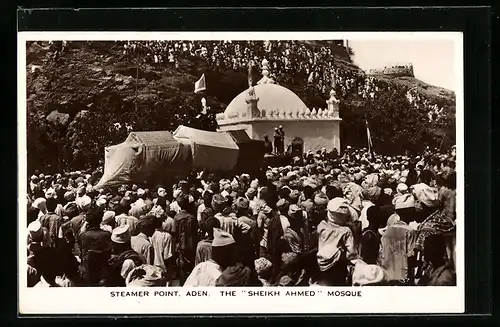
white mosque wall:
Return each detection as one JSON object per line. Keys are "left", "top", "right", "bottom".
{"left": 218, "top": 120, "right": 341, "bottom": 153}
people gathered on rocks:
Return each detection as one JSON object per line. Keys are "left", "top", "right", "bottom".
{"left": 117, "top": 40, "right": 449, "bottom": 123}
{"left": 26, "top": 145, "right": 457, "bottom": 287}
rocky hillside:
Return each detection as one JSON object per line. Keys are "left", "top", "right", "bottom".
{"left": 372, "top": 73, "right": 455, "bottom": 105}
{"left": 25, "top": 40, "right": 455, "bottom": 174}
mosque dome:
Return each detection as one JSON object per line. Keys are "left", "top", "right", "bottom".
{"left": 216, "top": 58, "right": 340, "bottom": 123}
{"left": 221, "top": 83, "right": 308, "bottom": 121}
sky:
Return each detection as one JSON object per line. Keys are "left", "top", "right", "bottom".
{"left": 349, "top": 39, "right": 457, "bottom": 91}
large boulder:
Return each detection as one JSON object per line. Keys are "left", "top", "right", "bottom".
{"left": 46, "top": 110, "right": 70, "bottom": 127}
{"left": 75, "top": 110, "right": 89, "bottom": 120}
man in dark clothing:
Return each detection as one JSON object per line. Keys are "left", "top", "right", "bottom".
{"left": 331, "top": 148, "right": 339, "bottom": 159}
{"left": 68, "top": 199, "right": 93, "bottom": 256}
{"left": 278, "top": 125, "right": 285, "bottom": 155}
{"left": 38, "top": 198, "right": 62, "bottom": 248}
{"left": 174, "top": 194, "right": 199, "bottom": 285}
{"left": 263, "top": 135, "right": 273, "bottom": 155}
{"left": 282, "top": 204, "right": 305, "bottom": 284}
{"left": 29, "top": 245, "right": 60, "bottom": 286}
{"left": 215, "top": 262, "right": 261, "bottom": 287}
{"left": 107, "top": 225, "right": 146, "bottom": 287}
{"left": 418, "top": 234, "right": 456, "bottom": 286}
{"left": 233, "top": 197, "right": 258, "bottom": 270}
{"left": 268, "top": 199, "right": 288, "bottom": 284}
{"left": 361, "top": 206, "right": 382, "bottom": 264}
{"left": 298, "top": 186, "right": 315, "bottom": 251}
{"left": 55, "top": 221, "right": 81, "bottom": 285}
{"left": 79, "top": 206, "right": 111, "bottom": 286}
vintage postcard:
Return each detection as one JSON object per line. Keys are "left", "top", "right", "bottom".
{"left": 18, "top": 31, "right": 464, "bottom": 314}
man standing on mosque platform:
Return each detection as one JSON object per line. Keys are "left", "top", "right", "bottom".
{"left": 273, "top": 127, "right": 281, "bottom": 155}
{"left": 278, "top": 125, "right": 285, "bottom": 155}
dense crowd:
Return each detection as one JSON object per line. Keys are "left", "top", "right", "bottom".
{"left": 26, "top": 145, "right": 456, "bottom": 288}
{"left": 119, "top": 40, "right": 448, "bottom": 123}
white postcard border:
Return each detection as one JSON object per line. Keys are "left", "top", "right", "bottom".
{"left": 18, "top": 31, "right": 464, "bottom": 315}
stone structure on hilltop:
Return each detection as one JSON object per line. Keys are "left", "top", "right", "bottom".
{"left": 368, "top": 63, "right": 414, "bottom": 78}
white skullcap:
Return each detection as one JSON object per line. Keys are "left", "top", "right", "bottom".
{"left": 27, "top": 220, "right": 42, "bottom": 234}
{"left": 397, "top": 183, "right": 408, "bottom": 193}
{"left": 76, "top": 195, "right": 92, "bottom": 210}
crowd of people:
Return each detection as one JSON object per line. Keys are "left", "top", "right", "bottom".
{"left": 34, "top": 40, "right": 451, "bottom": 131}
{"left": 25, "top": 145, "right": 457, "bottom": 288}
{"left": 119, "top": 40, "right": 449, "bottom": 123}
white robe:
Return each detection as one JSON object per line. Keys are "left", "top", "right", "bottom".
{"left": 183, "top": 260, "right": 222, "bottom": 287}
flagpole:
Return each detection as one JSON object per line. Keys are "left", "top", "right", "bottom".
{"left": 438, "top": 133, "right": 446, "bottom": 152}
{"left": 135, "top": 47, "right": 139, "bottom": 112}
{"left": 366, "top": 120, "right": 374, "bottom": 159}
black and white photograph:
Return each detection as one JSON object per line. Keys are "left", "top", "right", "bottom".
{"left": 18, "top": 31, "right": 464, "bottom": 314}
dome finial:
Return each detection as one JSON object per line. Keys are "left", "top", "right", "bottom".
{"left": 257, "top": 58, "right": 275, "bottom": 85}
{"left": 262, "top": 58, "right": 269, "bottom": 77}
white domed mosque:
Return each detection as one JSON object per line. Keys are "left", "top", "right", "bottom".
{"left": 216, "top": 59, "right": 342, "bottom": 154}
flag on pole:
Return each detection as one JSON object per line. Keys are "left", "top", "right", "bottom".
{"left": 194, "top": 73, "right": 206, "bottom": 93}
{"left": 366, "top": 120, "right": 374, "bottom": 158}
